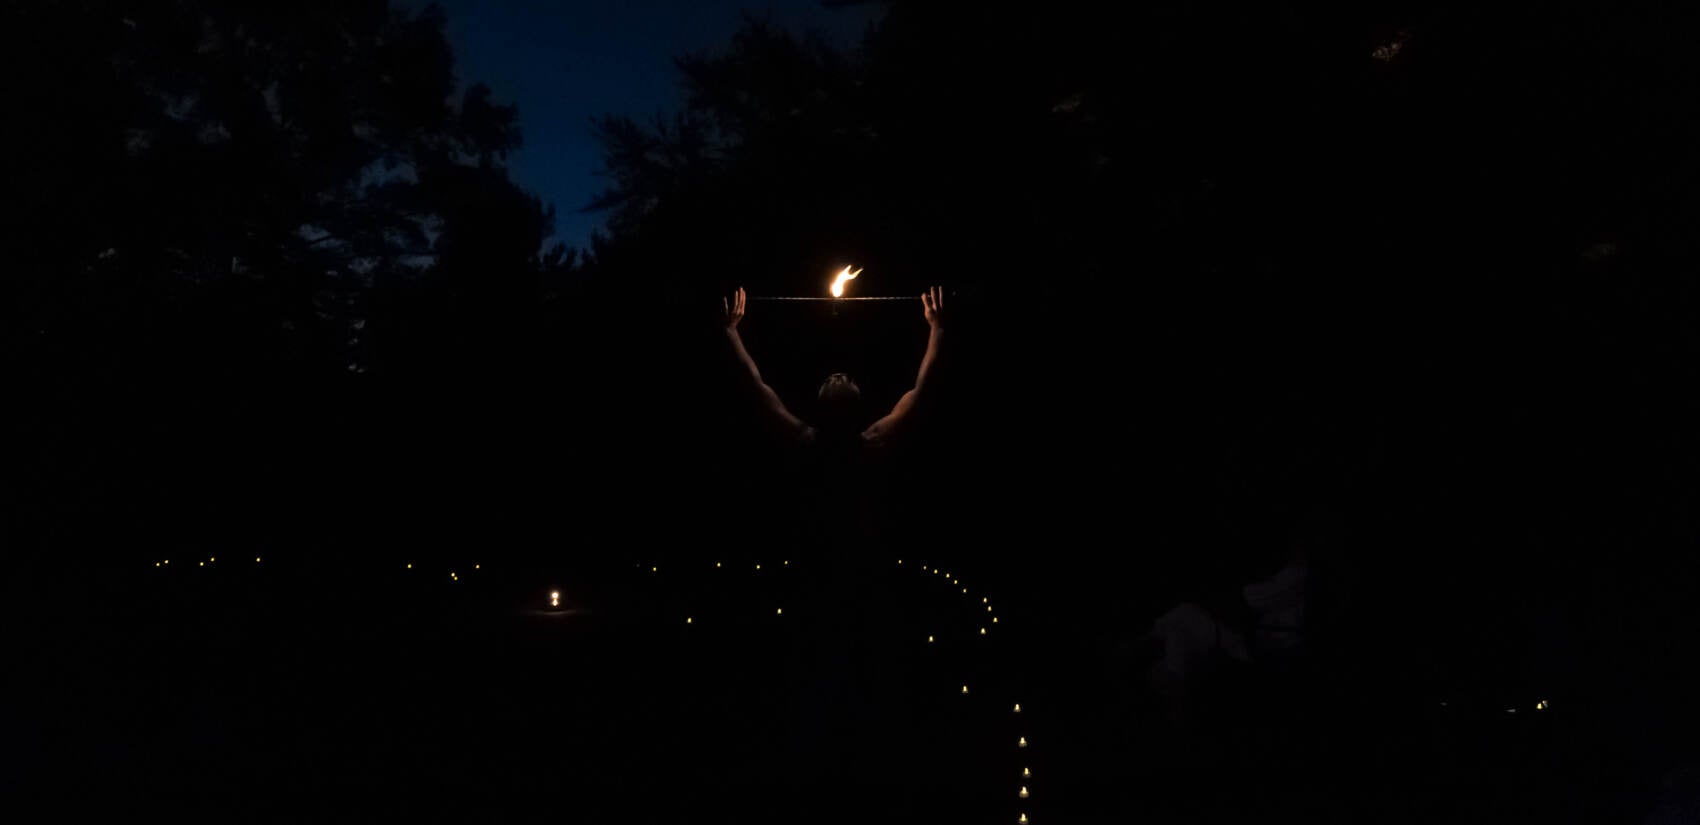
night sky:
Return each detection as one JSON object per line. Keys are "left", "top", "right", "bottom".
{"left": 411, "top": 0, "right": 883, "bottom": 250}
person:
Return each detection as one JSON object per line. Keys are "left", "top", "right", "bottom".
{"left": 719, "top": 285, "right": 946, "bottom": 449}
{"left": 718, "top": 286, "right": 949, "bottom": 793}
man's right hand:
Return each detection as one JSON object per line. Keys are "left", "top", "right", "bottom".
{"left": 922, "top": 285, "right": 944, "bottom": 329}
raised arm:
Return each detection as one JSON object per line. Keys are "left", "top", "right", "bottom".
{"left": 722, "top": 287, "right": 811, "bottom": 440}
{"left": 862, "top": 285, "right": 945, "bottom": 444}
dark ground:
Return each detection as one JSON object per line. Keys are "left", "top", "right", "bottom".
{"left": 8, "top": 527, "right": 1691, "bottom": 823}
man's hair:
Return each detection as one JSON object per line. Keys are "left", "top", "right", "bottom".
{"left": 817, "top": 372, "right": 861, "bottom": 404}
{"left": 815, "top": 372, "right": 863, "bottom": 435}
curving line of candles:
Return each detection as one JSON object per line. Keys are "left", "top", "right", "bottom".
{"left": 903, "top": 557, "right": 1031, "bottom": 821}
{"left": 154, "top": 556, "right": 264, "bottom": 568}
{"left": 628, "top": 555, "right": 1032, "bottom": 818}
{"left": 147, "top": 548, "right": 1552, "bottom": 823}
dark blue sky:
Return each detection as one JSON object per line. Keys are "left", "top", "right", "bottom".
{"left": 410, "top": 0, "right": 883, "bottom": 251}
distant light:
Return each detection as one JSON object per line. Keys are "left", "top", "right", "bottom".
{"left": 783, "top": 560, "right": 789, "bottom": 566}
{"left": 686, "top": 617, "right": 693, "bottom": 624}
{"left": 987, "top": 606, "right": 993, "bottom": 612}
{"left": 474, "top": 564, "right": 480, "bottom": 570}
{"left": 209, "top": 557, "right": 215, "bottom": 562}
{"left": 652, "top": 566, "right": 658, "bottom": 572}
{"left": 716, "top": 562, "right": 722, "bottom": 568}
{"left": 980, "top": 628, "right": 987, "bottom": 635}
{"left": 927, "top": 635, "right": 934, "bottom": 644}
{"left": 255, "top": 557, "right": 261, "bottom": 563}
{"left": 1018, "top": 736, "right": 1027, "bottom": 748}
{"left": 1019, "top": 814, "right": 1028, "bottom": 824}
{"left": 164, "top": 559, "right": 169, "bottom": 564}
{"left": 406, "top": 563, "right": 412, "bottom": 569}
{"left": 992, "top": 617, "right": 999, "bottom": 623}
{"left": 776, "top": 607, "right": 783, "bottom": 615}
{"left": 1013, "top": 703, "right": 1021, "bottom": 713}
{"left": 1022, "top": 767, "right": 1031, "bottom": 778}
{"left": 1019, "top": 786, "right": 1029, "bottom": 799}
{"left": 982, "top": 597, "right": 988, "bottom": 604}
{"left": 961, "top": 684, "right": 969, "bottom": 695}
{"left": 1536, "top": 699, "right": 1549, "bottom": 711}
{"left": 962, "top": 588, "right": 968, "bottom": 593}
{"left": 897, "top": 560, "right": 903, "bottom": 565}
{"left": 1507, "top": 708, "right": 1517, "bottom": 714}
{"left": 550, "top": 590, "right": 560, "bottom": 607}
{"left": 199, "top": 562, "right": 204, "bottom": 567}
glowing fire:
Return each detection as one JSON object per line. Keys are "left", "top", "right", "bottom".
{"left": 549, "top": 590, "right": 560, "bottom": 607}
{"left": 829, "top": 265, "right": 863, "bottom": 298}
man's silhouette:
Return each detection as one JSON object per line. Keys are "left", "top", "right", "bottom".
{"left": 720, "top": 285, "right": 945, "bottom": 449}
{"left": 717, "top": 285, "right": 948, "bottom": 798}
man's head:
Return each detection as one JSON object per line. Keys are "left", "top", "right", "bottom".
{"left": 815, "top": 372, "right": 863, "bottom": 434}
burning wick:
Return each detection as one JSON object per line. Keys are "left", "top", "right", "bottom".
{"left": 829, "top": 265, "right": 862, "bottom": 298}
{"left": 748, "top": 265, "right": 914, "bottom": 301}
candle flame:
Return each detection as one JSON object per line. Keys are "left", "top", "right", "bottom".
{"left": 829, "top": 266, "right": 863, "bottom": 298}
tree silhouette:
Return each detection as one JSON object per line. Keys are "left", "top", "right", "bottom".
{"left": 7, "top": 0, "right": 571, "bottom": 375}
{"left": 8, "top": 1, "right": 572, "bottom": 552}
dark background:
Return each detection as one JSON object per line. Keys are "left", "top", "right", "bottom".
{"left": 7, "top": 0, "right": 1700, "bottom": 821}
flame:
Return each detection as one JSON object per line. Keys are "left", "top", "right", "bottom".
{"left": 829, "top": 265, "right": 863, "bottom": 298}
